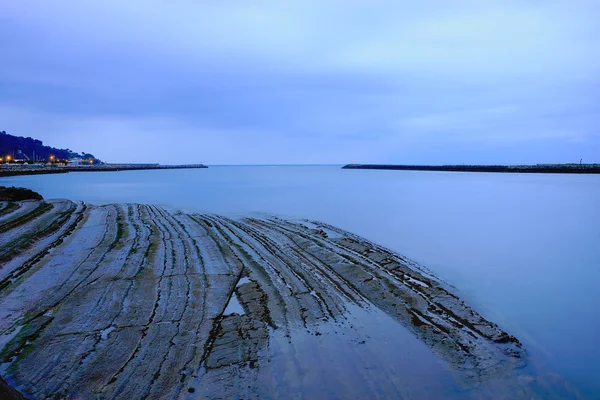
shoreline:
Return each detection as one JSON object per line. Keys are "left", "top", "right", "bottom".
{"left": 342, "top": 163, "right": 600, "bottom": 174}
{"left": 0, "top": 164, "right": 207, "bottom": 177}
{"left": 0, "top": 198, "right": 578, "bottom": 398}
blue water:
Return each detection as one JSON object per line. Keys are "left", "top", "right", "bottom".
{"left": 3, "top": 165, "right": 599, "bottom": 397}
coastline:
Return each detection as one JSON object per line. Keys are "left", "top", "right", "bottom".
{"left": 342, "top": 163, "right": 600, "bottom": 174}
{"left": 0, "top": 164, "right": 207, "bottom": 177}
{"left": 0, "top": 197, "right": 578, "bottom": 398}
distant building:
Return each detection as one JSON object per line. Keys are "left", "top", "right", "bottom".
{"left": 13, "top": 150, "right": 30, "bottom": 163}
{"left": 68, "top": 158, "right": 86, "bottom": 165}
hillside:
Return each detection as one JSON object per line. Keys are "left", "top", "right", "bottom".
{"left": 0, "top": 131, "right": 100, "bottom": 163}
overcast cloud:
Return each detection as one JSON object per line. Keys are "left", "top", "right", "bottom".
{"left": 1, "top": 1, "right": 599, "bottom": 164}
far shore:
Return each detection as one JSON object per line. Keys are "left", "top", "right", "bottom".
{"left": 342, "top": 163, "right": 600, "bottom": 174}
{"left": 0, "top": 163, "right": 207, "bottom": 177}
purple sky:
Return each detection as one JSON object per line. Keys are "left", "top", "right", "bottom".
{"left": 1, "top": 1, "right": 599, "bottom": 164}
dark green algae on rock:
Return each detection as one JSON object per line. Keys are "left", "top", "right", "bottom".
{"left": 0, "top": 376, "right": 26, "bottom": 400}
{"left": 0, "top": 187, "right": 43, "bottom": 202}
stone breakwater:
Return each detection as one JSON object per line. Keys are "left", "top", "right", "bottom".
{"left": 0, "top": 200, "right": 576, "bottom": 399}
{"left": 342, "top": 163, "right": 600, "bottom": 174}
{"left": 0, "top": 164, "right": 207, "bottom": 177}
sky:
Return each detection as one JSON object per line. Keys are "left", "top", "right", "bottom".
{"left": 1, "top": 1, "right": 599, "bottom": 164}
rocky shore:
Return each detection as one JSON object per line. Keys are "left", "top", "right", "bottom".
{"left": 342, "top": 163, "right": 600, "bottom": 174}
{"left": 0, "top": 376, "right": 25, "bottom": 400}
{"left": 0, "top": 187, "right": 43, "bottom": 202}
{"left": 0, "top": 199, "right": 578, "bottom": 399}
{"left": 0, "top": 164, "right": 207, "bottom": 177}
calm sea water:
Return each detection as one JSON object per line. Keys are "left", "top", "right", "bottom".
{"left": 3, "top": 165, "right": 599, "bottom": 397}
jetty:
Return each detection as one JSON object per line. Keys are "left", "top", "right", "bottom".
{"left": 0, "top": 164, "right": 207, "bottom": 177}
{"left": 342, "top": 163, "right": 600, "bottom": 174}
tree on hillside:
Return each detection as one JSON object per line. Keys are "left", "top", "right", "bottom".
{"left": 0, "top": 131, "right": 102, "bottom": 163}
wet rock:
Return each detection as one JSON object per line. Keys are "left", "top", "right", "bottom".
{"left": 0, "top": 186, "right": 43, "bottom": 201}
{"left": 0, "top": 200, "right": 548, "bottom": 399}
{"left": 0, "top": 376, "right": 26, "bottom": 400}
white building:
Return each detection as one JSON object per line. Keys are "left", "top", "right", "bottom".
{"left": 13, "top": 150, "right": 30, "bottom": 163}
{"left": 68, "top": 158, "right": 86, "bottom": 165}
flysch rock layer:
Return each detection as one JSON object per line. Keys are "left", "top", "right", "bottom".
{"left": 0, "top": 200, "right": 578, "bottom": 399}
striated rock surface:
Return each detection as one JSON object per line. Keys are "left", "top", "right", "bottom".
{"left": 0, "top": 200, "right": 578, "bottom": 399}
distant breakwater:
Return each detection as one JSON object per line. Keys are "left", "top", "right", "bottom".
{"left": 0, "top": 164, "right": 207, "bottom": 177}
{"left": 342, "top": 164, "right": 600, "bottom": 174}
